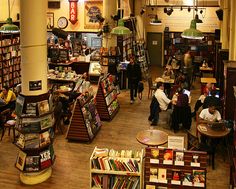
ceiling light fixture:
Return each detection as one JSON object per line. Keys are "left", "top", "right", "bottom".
{"left": 0, "top": 0, "right": 20, "bottom": 33}
{"left": 150, "top": 15, "right": 162, "bottom": 26}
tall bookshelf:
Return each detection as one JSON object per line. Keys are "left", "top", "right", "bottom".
{"left": 14, "top": 93, "right": 55, "bottom": 184}
{"left": 90, "top": 146, "right": 144, "bottom": 189}
{"left": 66, "top": 93, "right": 102, "bottom": 142}
{"left": 95, "top": 74, "right": 119, "bottom": 121}
{"left": 0, "top": 33, "right": 21, "bottom": 88}
{"left": 144, "top": 147, "right": 207, "bottom": 189}
{"left": 164, "top": 31, "right": 215, "bottom": 66}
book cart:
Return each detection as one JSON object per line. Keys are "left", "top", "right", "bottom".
{"left": 14, "top": 93, "right": 55, "bottom": 185}
{"left": 90, "top": 146, "right": 144, "bottom": 189}
{"left": 95, "top": 74, "right": 120, "bottom": 121}
{"left": 144, "top": 147, "right": 207, "bottom": 189}
{"left": 66, "top": 93, "right": 102, "bottom": 142}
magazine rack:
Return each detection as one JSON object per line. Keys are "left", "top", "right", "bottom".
{"left": 14, "top": 93, "right": 55, "bottom": 185}
{"left": 144, "top": 147, "right": 207, "bottom": 189}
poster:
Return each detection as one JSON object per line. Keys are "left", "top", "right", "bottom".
{"left": 84, "top": 1, "right": 103, "bottom": 29}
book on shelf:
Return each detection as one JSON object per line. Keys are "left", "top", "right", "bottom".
{"left": 19, "top": 121, "right": 41, "bottom": 133}
{"left": 40, "top": 149, "right": 52, "bottom": 169}
{"left": 15, "top": 95, "right": 25, "bottom": 116}
{"left": 174, "top": 151, "right": 184, "bottom": 166}
{"left": 40, "top": 115, "right": 53, "bottom": 130}
{"left": 163, "top": 149, "right": 173, "bottom": 164}
{"left": 24, "top": 133, "right": 40, "bottom": 149}
{"left": 191, "top": 154, "right": 200, "bottom": 167}
{"left": 37, "top": 100, "right": 50, "bottom": 115}
{"left": 25, "top": 156, "right": 40, "bottom": 171}
{"left": 15, "top": 150, "right": 27, "bottom": 171}
{"left": 15, "top": 134, "right": 25, "bottom": 149}
{"left": 25, "top": 102, "right": 37, "bottom": 116}
{"left": 93, "top": 147, "right": 109, "bottom": 158}
{"left": 150, "top": 148, "right": 159, "bottom": 164}
{"left": 40, "top": 131, "right": 51, "bottom": 147}
{"left": 49, "top": 145, "right": 55, "bottom": 161}
{"left": 183, "top": 172, "right": 193, "bottom": 186}
{"left": 158, "top": 168, "right": 167, "bottom": 183}
{"left": 149, "top": 168, "right": 158, "bottom": 182}
{"left": 171, "top": 169, "right": 181, "bottom": 185}
{"left": 193, "top": 170, "right": 205, "bottom": 187}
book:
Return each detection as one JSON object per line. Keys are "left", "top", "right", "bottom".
{"left": 49, "top": 145, "right": 55, "bottom": 161}
{"left": 25, "top": 103, "right": 37, "bottom": 116}
{"left": 24, "top": 133, "right": 40, "bottom": 149}
{"left": 183, "top": 172, "right": 193, "bottom": 183}
{"left": 163, "top": 149, "right": 173, "bottom": 160}
{"left": 16, "top": 151, "right": 27, "bottom": 171}
{"left": 158, "top": 168, "right": 167, "bottom": 182}
{"left": 172, "top": 170, "right": 181, "bottom": 181}
{"left": 40, "top": 115, "right": 52, "bottom": 130}
{"left": 149, "top": 168, "right": 158, "bottom": 182}
{"left": 40, "top": 131, "right": 51, "bottom": 147}
{"left": 93, "top": 148, "right": 109, "bottom": 158}
{"left": 191, "top": 154, "right": 200, "bottom": 167}
{"left": 15, "top": 134, "right": 25, "bottom": 149}
{"left": 175, "top": 151, "right": 184, "bottom": 161}
{"left": 193, "top": 170, "right": 205, "bottom": 184}
{"left": 37, "top": 100, "right": 49, "bottom": 115}
{"left": 15, "top": 95, "right": 25, "bottom": 116}
{"left": 25, "top": 156, "right": 40, "bottom": 171}
{"left": 150, "top": 148, "right": 159, "bottom": 164}
{"left": 40, "top": 149, "right": 52, "bottom": 169}
{"left": 21, "top": 121, "right": 41, "bottom": 133}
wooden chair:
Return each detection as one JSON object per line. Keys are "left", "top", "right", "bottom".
{"left": 0, "top": 108, "right": 16, "bottom": 142}
{"left": 148, "top": 76, "right": 156, "bottom": 99}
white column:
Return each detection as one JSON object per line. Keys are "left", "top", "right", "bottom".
{"left": 20, "top": 0, "right": 48, "bottom": 95}
{"left": 221, "top": 0, "right": 229, "bottom": 49}
{"left": 229, "top": 0, "right": 236, "bottom": 60}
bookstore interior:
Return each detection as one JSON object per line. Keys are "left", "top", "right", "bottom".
{"left": 1, "top": 0, "right": 236, "bottom": 188}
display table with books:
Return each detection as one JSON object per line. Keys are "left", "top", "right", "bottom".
{"left": 14, "top": 93, "right": 55, "bottom": 185}
{"left": 90, "top": 146, "right": 144, "bottom": 189}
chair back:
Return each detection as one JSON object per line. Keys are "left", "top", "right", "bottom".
{"left": 0, "top": 108, "right": 11, "bottom": 124}
{"left": 187, "top": 131, "right": 199, "bottom": 150}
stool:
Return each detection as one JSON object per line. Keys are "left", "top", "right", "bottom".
{"left": 1, "top": 119, "right": 16, "bottom": 142}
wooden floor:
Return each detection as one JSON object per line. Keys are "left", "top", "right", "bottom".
{"left": 0, "top": 66, "right": 230, "bottom": 189}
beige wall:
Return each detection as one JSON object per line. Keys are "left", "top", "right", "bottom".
{"left": 0, "top": 0, "right": 20, "bottom": 21}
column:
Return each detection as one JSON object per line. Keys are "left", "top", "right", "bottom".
{"left": 221, "top": 0, "right": 229, "bottom": 49}
{"left": 20, "top": 0, "right": 48, "bottom": 95}
{"left": 229, "top": 0, "right": 236, "bottom": 60}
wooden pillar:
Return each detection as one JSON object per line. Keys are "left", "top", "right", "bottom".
{"left": 229, "top": 0, "right": 236, "bottom": 60}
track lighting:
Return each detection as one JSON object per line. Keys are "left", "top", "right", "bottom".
{"left": 188, "top": 7, "right": 191, "bottom": 12}
{"left": 166, "top": 8, "right": 173, "bottom": 16}
{"left": 200, "top": 9, "right": 203, "bottom": 14}
{"left": 180, "top": 6, "right": 183, "bottom": 11}
{"left": 164, "top": 7, "right": 167, "bottom": 13}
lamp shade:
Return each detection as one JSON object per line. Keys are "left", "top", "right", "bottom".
{"left": 111, "top": 19, "right": 131, "bottom": 35}
{"left": 0, "top": 18, "right": 20, "bottom": 33}
{"left": 181, "top": 19, "right": 204, "bottom": 40}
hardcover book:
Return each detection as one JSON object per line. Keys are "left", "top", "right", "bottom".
{"left": 37, "top": 100, "right": 49, "bottom": 115}
{"left": 25, "top": 156, "right": 40, "bottom": 171}
{"left": 25, "top": 103, "right": 37, "bottom": 116}
{"left": 15, "top": 151, "right": 27, "bottom": 171}
{"left": 40, "top": 149, "right": 52, "bottom": 169}
{"left": 150, "top": 148, "right": 159, "bottom": 164}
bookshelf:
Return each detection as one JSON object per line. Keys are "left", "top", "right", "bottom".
{"left": 14, "top": 93, "right": 55, "bottom": 184}
{"left": 144, "top": 147, "right": 207, "bottom": 189}
{"left": 90, "top": 146, "right": 144, "bottom": 189}
{"left": 95, "top": 74, "right": 120, "bottom": 121}
{"left": 164, "top": 31, "right": 215, "bottom": 66}
{"left": 66, "top": 93, "right": 102, "bottom": 142}
{"left": 0, "top": 33, "right": 21, "bottom": 89}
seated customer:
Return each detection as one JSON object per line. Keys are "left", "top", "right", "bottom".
{"left": 171, "top": 87, "right": 192, "bottom": 132}
{"left": 0, "top": 86, "right": 16, "bottom": 111}
{"left": 202, "top": 89, "right": 221, "bottom": 110}
{"left": 162, "top": 65, "right": 175, "bottom": 79}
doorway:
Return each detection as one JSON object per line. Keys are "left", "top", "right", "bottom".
{"left": 147, "top": 32, "right": 162, "bottom": 67}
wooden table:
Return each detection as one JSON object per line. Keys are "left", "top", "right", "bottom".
{"left": 136, "top": 129, "right": 168, "bottom": 146}
{"left": 197, "top": 123, "right": 230, "bottom": 169}
{"left": 200, "top": 77, "right": 216, "bottom": 84}
{"left": 155, "top": 78, "right": 175, "bottom": 84}
{"left": 200, "top": 67, "right": 213, "bottom": 72}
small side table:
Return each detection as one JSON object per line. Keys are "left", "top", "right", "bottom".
{"left": 136, "top": 129, "right": 168, "bottom": 147}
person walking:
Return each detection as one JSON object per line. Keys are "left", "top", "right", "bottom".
{"left": 127, "top": 56, "right": 142, "bottom": 104}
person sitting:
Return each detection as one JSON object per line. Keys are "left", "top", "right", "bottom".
{"left": 162, "top": 65, "right": 175, "bottom": 79}
{"left": 0, "top": 86, "right": 16, "bottom": 112}
{"left": 171, "top": 87, "right": 192, "bottom": 132}
{"left": 202, "top": 89, "right": 221, "bottom": 111}
{"left": 149, "top": 82, "right": 173, "bottom": 126}
{"left": 198, "top": 103, "right": 222, "bottom": 145}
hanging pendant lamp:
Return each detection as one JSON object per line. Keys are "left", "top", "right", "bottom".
{"left": 0, "top": 0, "right": 20, "bottom": 33}
{"left": 181, "top": 19, "right": 203, "bottom": 40}
{"left": 111, "top": 19, "right": 131, "bottom": 35}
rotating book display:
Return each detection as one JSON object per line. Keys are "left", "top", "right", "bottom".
{"left": 95, "top": 74, "right": 120, "bottom": 121}
{"left": 90, "top": 147, "right": 144, "bottom": 189}
{"left": 14, "top": 93, "right": 55, "bottom": 185}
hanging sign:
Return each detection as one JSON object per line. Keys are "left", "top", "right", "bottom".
{"left": 68, "top": 0, "right": 78, "bottom": 24}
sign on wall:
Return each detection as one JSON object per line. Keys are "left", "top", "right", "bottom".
{"left": 69, "top": 0, "right": 78, "bottom": 24}
{"left": 84, "top": 0, "right": 103, "bottom": 29}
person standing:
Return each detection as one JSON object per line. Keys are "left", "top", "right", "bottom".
{"left": 127, "top": 56, "right": 142, "bottom": 104}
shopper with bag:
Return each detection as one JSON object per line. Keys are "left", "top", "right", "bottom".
{"left": 127, "top": 56, "right": 142, "bottom": 104}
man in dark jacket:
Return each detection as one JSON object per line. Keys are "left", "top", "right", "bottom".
{"left": 127, "top": 56, "right": 142, "bottom": 104}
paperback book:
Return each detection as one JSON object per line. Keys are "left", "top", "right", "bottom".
{"left": 15, "top": 95, "right": 25, "bottom": 116}
{"left": 40, "top": 115, "right": 53, "bottom": 130}
{"left": 193, "top": 170, "right": 205, "bottom": 187}
{"left": 163, "top": 149, "right": 173, "bottom": 164}
{"left": 150, "top": 148, "right": 159, "bottom": 164}
{"left": 25, "top": 156, "right": 40, "bottom": 171}
{"left": 40, "top": 149, "right": 52, "bottom": 169}
{"left": 158, "top": 168, "right": 167, "bottom": 183}
{"left": 183, "top": 172, "right": 193, "bottom": 186}
{"left": 40, "top": 131, "right": 51, "bottom": 147}
{"left": 149, "top": 168, "right": 158, "bottom": 182}
{"left": 175, "top": 151, "right": 184, "bottom": 166}
{"left": 15, "top": 151, "right": 27, "bottom": 171}
{"left": 25, "top": 103, "right": 37, "bottom": 116}
{"left": 37, "top": 100, "right": 50, "bottom": 115}
{"left": 171, "top": 170, "right": 181, "bottom": 185}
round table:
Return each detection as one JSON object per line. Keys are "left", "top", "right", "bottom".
{"left": 136, "top": 129, "right": 168, "bottom": 146}
{"left": 197, "top": 124, "right": 230, "bottom": 138}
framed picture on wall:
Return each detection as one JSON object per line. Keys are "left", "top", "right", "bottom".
{"left": 47, "top": 12, "right": 54, "bottom": 30}
{"left": 84, "top": 1, "right": 103, "bottom": 29}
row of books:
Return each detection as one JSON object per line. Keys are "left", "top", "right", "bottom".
{"left": 92, "top": 175, "right": 139, "bottom": 189}
{"left": 149, "top": 148, "right": 202, "bottom": 167}
{"left": 108, "top": 100, "right": 119, "bottom": 116}
{"left": 105, "top": 90, "right": 117, "bottom": 106}
{"left": 15, "top": 130, "right": 52, "bottom": 149}
{"left": 77, "top": 92, "right": 92, "bottom": 106}
{"left": 0, "top": 37, "right": 20, "bottom": 46}
{"left": 15, "top": 145, "right": 55, "bottom": 172}
{"left": 101, "top": 74, "right": 115, "bottom": 95}
{"left": 92, "top": 157, "right": 140, "bottom": 172}
{"left": 15, "top": 96, "right": 52, "bottom": 117}
{"left": 148, "top": 168, "right": 205, "bottom": 187}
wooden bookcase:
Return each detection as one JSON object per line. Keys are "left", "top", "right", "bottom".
{"left": 90, "top": 146, "right": 144, "bottom": 189}
{"left": 144, "top": 147, "right": 207, "bottom": 189}
{"left": 95, "top": 74, "right": 120, "bottom": 121}
{"left": 66, "top": 94, "right": 102, "bottom": 142}
{"left": 14, "top": 93, "right": 55, "bottom": 174}
{"left": 0, "top": 33, "right": 21, "bottom": 88}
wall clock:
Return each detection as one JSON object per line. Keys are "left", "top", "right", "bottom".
{"left": 57, "top": 17, "right": 68, "bottom": 29}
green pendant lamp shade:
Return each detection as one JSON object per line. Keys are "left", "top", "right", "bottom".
{"left": 0, "top": 17, "right": 20, "bottom": 33}
{"left": 181, "top": 19, "right": 203, "bottom": 40}
{"left": 0, "top": 0, "right": 20, "bottom": 34}
{"left": 111, "top": 19, "right": 131, "bottom": 35}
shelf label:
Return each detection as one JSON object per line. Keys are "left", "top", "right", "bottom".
{"left": 171, "top": 180, "right": 181, "bottom": 185}
{"left": 163, "top": 160, "right": 173, "bottom": 165}
{"left": 190, "top": 162, "right": 200, "bottom": 167}
{"left": 183, "top": 181, "right": 193, "bottom": 186}
{"left": 194, "top": 182, "right": 205, "bottom": 187}
{"left": 174, "top": 161, "right": 184, "bottom": 166}
{"left": 150, "top": 159, "right": 159, "bottom": 164}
